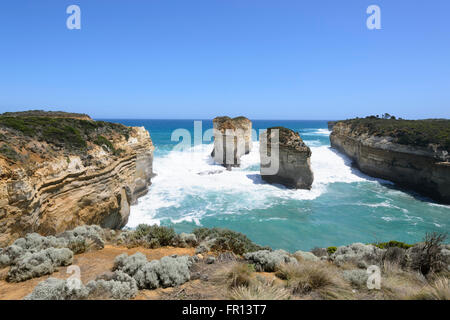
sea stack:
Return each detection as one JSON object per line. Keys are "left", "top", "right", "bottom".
{"left": 211, "top": 116, "right": 252, "bottom": 170}
{"left": 0, "top": 111, "right": 154, "bottom": 247}
{"left": 260, "top": 127, "right": 313, "bottom": 189}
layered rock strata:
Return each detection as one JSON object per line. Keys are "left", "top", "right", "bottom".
{"left": 330, "top": 121, "right": 450, "bottom": 203}
{"left": 260, "top": 127, "right": 314, "bottom": 189}
{"left": 0, "top": 111, "right": 154, "bottom": 246}
{"left": 211, "top": 116, "right": 252, "bottom": 170}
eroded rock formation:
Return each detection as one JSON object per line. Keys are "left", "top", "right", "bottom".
{"left": 330, "top": 120, "right": 450, "bottom": 203}
{"left": 260, "top": 127, "right": 313, "bottom": 189}
{"left": 328, "top": 121, "right": 337, "bottom": 131}
{"left": 0, "top": 111, "right": 154, "bottom": 246}
{"left": 211, "top": 116, "right": 252, "bottom": 170}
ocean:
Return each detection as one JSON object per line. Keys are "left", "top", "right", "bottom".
{"left": 104, "top": 119, "right": 450, "bottom": 251}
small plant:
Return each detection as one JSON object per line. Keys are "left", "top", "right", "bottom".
{"left": 193, "top": 227, "right": 266, "bottom": 255}
{"left": 229, "top": 281, "right": 291, "bottom": 300}
{"left": 94, "top": 135, "right": 115, "bottom": 152}
{"left": 126, "top": 224, "right": 176, "bottom": 248}
{"left": 275, "top": 261, "right": 351, "bottom": 299}
{"left": 227, "top": 263, "right": 255, "bottom": 288}
{"left": 0, "top": 144, "right": 20, "bottom": 161}
{"left": 327, "top": 246, "right": 337, "bottom": 254}
{"left": 278, "top": 263, "right": 333, "bottom": 294}
{"left": 413, "top": 232, "right": 448, "bottom": 275}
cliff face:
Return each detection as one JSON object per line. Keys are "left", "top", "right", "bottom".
{"left": 328, "top": 121, "right": 337, "bottom": 131}
{"left": 0, "top": 112, "right": 154, "bottom": 246}
{"left": 330, "top": 122, "right": 450, "bottom": 203}
{"left": 260, "top": 127, "right": 314, "bottom": 189}
{"left": 211, "top": 116, "right": 252, "bottom": 170}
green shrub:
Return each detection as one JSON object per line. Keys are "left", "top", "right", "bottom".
{"left": 327, "top": 246, "right": 337, "bottom": 254}
{"left": 94, "top": 135, "right": 114, "bottom": 152}
{"left": 0, "top": 144, "right": 20, "bottom": 161}
{"left": 126, "top": 224, "right": 176, "bottom": 248}
{"left": 193, "top": 227, "right": 266, "bottom": 255}
{"left": 373, "top": 240, "right": 413, "bottom": 250}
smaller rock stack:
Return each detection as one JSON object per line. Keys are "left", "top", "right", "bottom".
{"left": 211, "top": 116, "right": 252, "bottom": 170}
{"left": 260, "top": 127, "right": 313, "bottom": 189}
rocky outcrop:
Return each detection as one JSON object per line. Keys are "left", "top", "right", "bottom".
{"left": 328, "top": 121, "right": 337, "bottom": 131}
{"left": 330, "top": 121, "right": 450, "bottom": 203}
{"left": 211, "top": 116, "right": 252, "bottom": 170}
{"left": 0, "top": 111, "right": 154, "bottom": 247}
{"left": 260, "top": 127, "right": 313, "bottom": 189}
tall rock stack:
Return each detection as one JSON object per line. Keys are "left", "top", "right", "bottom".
{"left": 260, "top": 127, "right": 313, "bottom": 189}
{"left": 211, "top": 116, "right": 252, "bottom": 170}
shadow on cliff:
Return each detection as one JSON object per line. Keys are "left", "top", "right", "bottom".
{"left": 328, "top": 148, "right": 393, "bottom": 184}
{"left": 378, "top": 182, "right": 446, "bottom": 205}
{"left": 330, "top": 148, "right": 446, "bottom": 205}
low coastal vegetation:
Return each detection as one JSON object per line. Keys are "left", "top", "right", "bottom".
{"left": 0, "top": 224, "right": 448, "bottom": 300}
{"left": 192, "top": 227, "right": 267, "bottom": 255}
{"left": 337, "top": 116, "right": 450, "bottom": 150}
{"left": 372, "top": 240, "right": 414, "bottom": 250}
{"left": 0, "top": 111, "right": 131, "bottom": 154}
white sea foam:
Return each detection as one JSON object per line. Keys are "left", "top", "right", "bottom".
{"left": 428, "top": 202, "right": 450, "bottom": 209}
{"left": 127, "top": 139, "right": 381, "bottom": 227}
{"left": 357, "top": 201, "right": 409, "bottom": 213}
{"left": 312, "top": 129, "right": 332, "bottom": 136}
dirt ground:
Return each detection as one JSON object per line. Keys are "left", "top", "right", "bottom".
{"left": 0, "top": 245, "right": 195, "bottom": 300}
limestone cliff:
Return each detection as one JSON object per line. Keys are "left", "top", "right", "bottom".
{"left": 0, "top": 111, "right": 154, "bottom": 246}
{"left": 260, "top": 127, "right": 314, "bottom": 189}
{"left": 211, "top": 116, "right": 252, "bottom": 170}
{"left": 328, "top": 121, "right": 337, "bottom": 131}
{"left": 330, "top": 120, "right": 450, "bottom": 203}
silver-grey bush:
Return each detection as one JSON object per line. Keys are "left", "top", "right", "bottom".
{"left": 243, "top": 249, "right": 297, "bottom": 272}
{"left": 7, "top": 248, "right": 73, "bottom": 282}
{"left": 114, "top": 252, "right": 192, "bottom": 289}
{"left": 86, "top": 271, "right": 138, "bottom": 300}
{"left": 24, "top": 277, "right": 90, "bottom": 300}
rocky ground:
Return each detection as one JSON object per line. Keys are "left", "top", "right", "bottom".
{"left": 0, "top": 225, "right": 448, "bottom": 300}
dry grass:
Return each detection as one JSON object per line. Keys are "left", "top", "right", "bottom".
{"left": 378, "top": 261, "right": 450, "bottom": 300}
{"left": 409, "top": 277, "right": 450, "bottom": 300}
{"left": 229, "top": 280, "right": 291, "bottom": 300}
{"left": 226, "top": 263, "right": 255, "bottom": 288}
{"left": 276, "top": 260, "right": 354, "bottom": 299}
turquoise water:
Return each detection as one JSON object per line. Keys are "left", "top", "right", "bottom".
{"left": 105, "top": 119, "right": 450, "bottom": 251}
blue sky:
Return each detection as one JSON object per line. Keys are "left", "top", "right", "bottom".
{"left": 0, "top": 0, "right": 449, "bottom": 119}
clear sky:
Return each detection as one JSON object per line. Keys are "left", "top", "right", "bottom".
{"left": 0, "top": 0, "right": 449, "bottom": 120}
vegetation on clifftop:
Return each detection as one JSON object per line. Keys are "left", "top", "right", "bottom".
{"left": 338, "top": 117, "right": 450, "bottom": 150}
{"left": 265, "top": 126, "right": 310, "bottom": 153}
{"left": 193, "top": 227, "right": 267, "bottom": 255}
{"left": 0, "top": 112, "right": 131, "bottom": 154}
